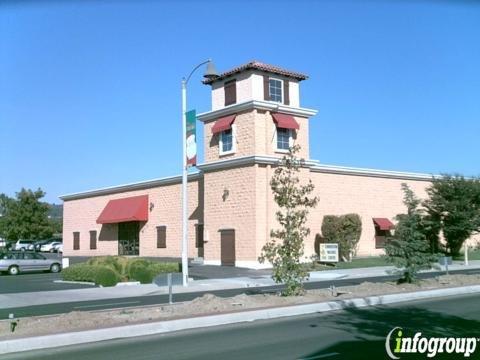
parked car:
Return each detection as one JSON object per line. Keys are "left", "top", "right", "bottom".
{"left": 53, "top": 243, "right": 63, "bottom": 253}
{"left": 33, "top": 239, "right": 53, "bottom": 252}
{"left": 14, "top": 240, "right": 35, "bottom": 251}
{"left": 0, "top": 238, "right": 6, "bottom": 248}
{"left": 0, "top": 251, "right": 62, "bottom": 275}
{"left": 40, "top": 242, "right": 62, "bottom": 253}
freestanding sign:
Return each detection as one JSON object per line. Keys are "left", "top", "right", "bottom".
{"left": 319, "top": 243, "right": 339, "bottom": 263}
{"left": 185, "top": 109, "right": 197, "bottom": 167}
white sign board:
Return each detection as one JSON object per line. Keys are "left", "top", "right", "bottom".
{"left": 319, "top": 243, "right": 339, "bottom": 263}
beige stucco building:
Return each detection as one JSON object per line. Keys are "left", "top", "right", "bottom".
{"left": 60, "top": 61, "right": 478, "bottom": 268}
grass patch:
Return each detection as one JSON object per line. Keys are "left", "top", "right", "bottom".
{"left": 453, "top": 248, "right": 480, "bottom": 261}
{"left": 305, "top": 256, "right": 390, "bottom": 271}
{"left": 63, "top": 256, "right": 180, "bottom": 285}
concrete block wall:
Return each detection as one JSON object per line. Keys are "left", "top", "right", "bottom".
{"left": 63, "top": 178, "right": 203, "bottom": 258}
{"left": 202, "top": 165, "right": 257, "bottom": 264}
{"left": 254, "top": 110, "right": 309, "bottom": 159}
{"left": 203, "top": 109, "right": 310, "bottom": 164}
{"left": 210, "top": 71, "right": 301, "bottom": 111}
{"left": 203, "top": 110, "right": 256, "bottom": 163}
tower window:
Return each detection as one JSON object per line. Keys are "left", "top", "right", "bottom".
{"left": 269, "top": 78, "right": 283, "bottom": 103}
{"left": 224, "top": 79, "right": 237, "bottom": 106}
{"left": 276, "top": 127, "right": 291, "bottom": 151}
{"left": 220, "top": 128, "right": 234, "bottom": 154}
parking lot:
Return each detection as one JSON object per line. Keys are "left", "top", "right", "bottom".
{"left": 0, "top": 253, "right": 97, "bottom": 294}
{"left": 0, "top": 271, "right": 97, "bottom": 294}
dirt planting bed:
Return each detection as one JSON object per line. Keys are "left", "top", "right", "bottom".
{"left": 1, "top": 274, "right": 480, "bottom": 340}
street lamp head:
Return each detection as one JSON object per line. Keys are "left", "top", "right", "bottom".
{"left": 203, "top": 60, "right": 219, "bottom": 80}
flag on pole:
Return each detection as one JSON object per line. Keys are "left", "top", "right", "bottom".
{"left": 185, "top": 110, "right": 197, "bottom": 167}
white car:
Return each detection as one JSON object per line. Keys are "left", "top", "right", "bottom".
{"left": 53, "top": 243, "right": 63, "bottom": 253}
{"left": 14, "top": 240, "right": 35, "bottom": 251}
{"left": 40, "top": 242, "right": 62, "bottom": 252}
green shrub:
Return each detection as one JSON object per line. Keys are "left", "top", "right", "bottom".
{"left": 94, "top": 266, "right": 120, "bottom": 287}
{"left": 149, "top": 262, "right": 180, "bottom": 274}
{"left": 321, "top": 213, "right": 362, "bottom": 262}
{"left": 127, "top": 259, "right": 180, "bottom": 283}
{"left": 128, "top": 262, "right": 153, "bottom": 284}
{"left": 87, "top": 256, "right": 128, "bottom": 275}
{"left": 62, "top": 264, "right": 97, "bottom": 283}
{"left": 64, "top": 257, "right": 180, "bottom": 285}
{"left": 62, "top": 264, "right": 119, "bottom": 286}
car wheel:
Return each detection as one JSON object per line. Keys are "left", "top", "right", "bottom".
{"left": 50, "top": 263, "right": 61, "bottom": 273}
{"left": 50, "top": 248, "right": 55, "bottom": 253}
{"left": 8, "top": 266, "right": 19, "bottom": 275}
{"left": 20, "top": 248, "right": 25, "bottom": 252}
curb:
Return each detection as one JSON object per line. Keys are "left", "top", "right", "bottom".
{"left": 53, "top": 280, "right": 96, "bottom": 286}
{"left": 1, "top": 284, "right": 480, "bottom": 355}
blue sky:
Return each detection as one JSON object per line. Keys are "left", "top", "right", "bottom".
{"left": 1, "top": 0, "right": 479, "bottom": 203}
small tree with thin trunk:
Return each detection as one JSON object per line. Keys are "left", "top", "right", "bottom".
{"left": 259, "top": 145, "right": 318, "bottom": 296}
{"left": 384, "top": 184, "right": 438, "bottom": 283}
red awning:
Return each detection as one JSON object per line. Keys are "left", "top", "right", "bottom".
{"left": 373, "top": 218, "right": 394, "bottom": 230}
{"left": 212, "top": 115, "right": 236, "bottom": 134}
{"left": 97, "top": 195, "right": 149, "bottom": 224}
{"left": 272, "top": 112, "right": 300, "bottom": 130}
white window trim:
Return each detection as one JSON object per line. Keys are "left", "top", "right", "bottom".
{"left": 219, "top": 124, "right": 236, "bottom": 156}
{"left": 269, "top": 77, "right": 284, "bottom": 104}
{"left": 273, "top": 124, "right": 293, "bottom": 153}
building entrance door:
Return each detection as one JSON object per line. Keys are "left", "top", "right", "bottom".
{"left": 118, "top": 221, "right": 140, "bottom": 256}
{"left": 220, "top": 229, "right": 235, "bottom": 266}
{"left": 196, "top": 224, "right": 204, "bottom": 258}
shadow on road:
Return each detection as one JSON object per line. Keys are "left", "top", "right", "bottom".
{"left": 299, "top": 304, "right": 480, "bottom": 359}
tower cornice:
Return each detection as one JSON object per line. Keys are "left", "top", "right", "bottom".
{"left": 197, "top": 100, "right": 317, "bottom": 123}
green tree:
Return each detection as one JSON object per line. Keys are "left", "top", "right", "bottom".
{"left": 259, "top": 145, "right": 318, "bottom": 296}
{"left": 1, "top": 188, "right": 55, "bottom": 241}
{"left": 424, "top": 174, "right": 480, "bottom": 256}
{"left": 321, "top": 213, "right": 362, "bottom": 262}
{"left": 384, "top": 184, "right": 438, "bottom": 283}
{"left": 0, "top": 194, "right": 14, "bottom": 239}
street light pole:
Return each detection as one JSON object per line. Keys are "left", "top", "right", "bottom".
{"left": 181, "top": 59, "right": 218, "bottom": 287}
{"left": 181, "top": 78, "right": 188, "bottom": 287}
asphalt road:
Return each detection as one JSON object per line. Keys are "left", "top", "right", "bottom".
{"left": 4, "top": 293, "right": 480, "bottom": 360}
{"left": 2, "top": 268, "right": 479, "bottom": 319}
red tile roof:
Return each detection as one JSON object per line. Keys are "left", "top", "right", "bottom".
{"left": 203, "top": 60, "right": 308, "bottom": 84}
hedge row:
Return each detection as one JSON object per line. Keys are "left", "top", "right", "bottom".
{"left": 63, "top": 256, "right": 180, "bottom": 286}
{"left": 62, "top": 264, "right": 120, "bottom": 287}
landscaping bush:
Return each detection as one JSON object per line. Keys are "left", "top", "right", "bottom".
{"left": 94, "top": 266, "right": 120, "bottom": 287}
{"left": 62, "top": 264, "right": 97, "bottom": 283}
{"left": 62, "top": 264, "right": 119, "bottom": 286}
{"left": 149, "top": 261, "right": 180, "bottom": 274}
{"left": 127, "top": 259, "right": 180, "bottom": 283}
{"left": 63, "top": 257, "right": 180, "bottom": 285}
{"left": 87, "top": 256, "right": 128, "bottom": 275}
{"left": 128, "top": 262, "right": 153, "bottom": 284}
{"left": 321, "top": 213, "right": 362, "bottom": 261}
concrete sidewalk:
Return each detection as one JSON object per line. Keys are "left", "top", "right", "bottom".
{"left": 1, "top": 260, "right": 479, "bottom": 310}
{"left": 3, "top": 285, "right": 480, "bottom": 355}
